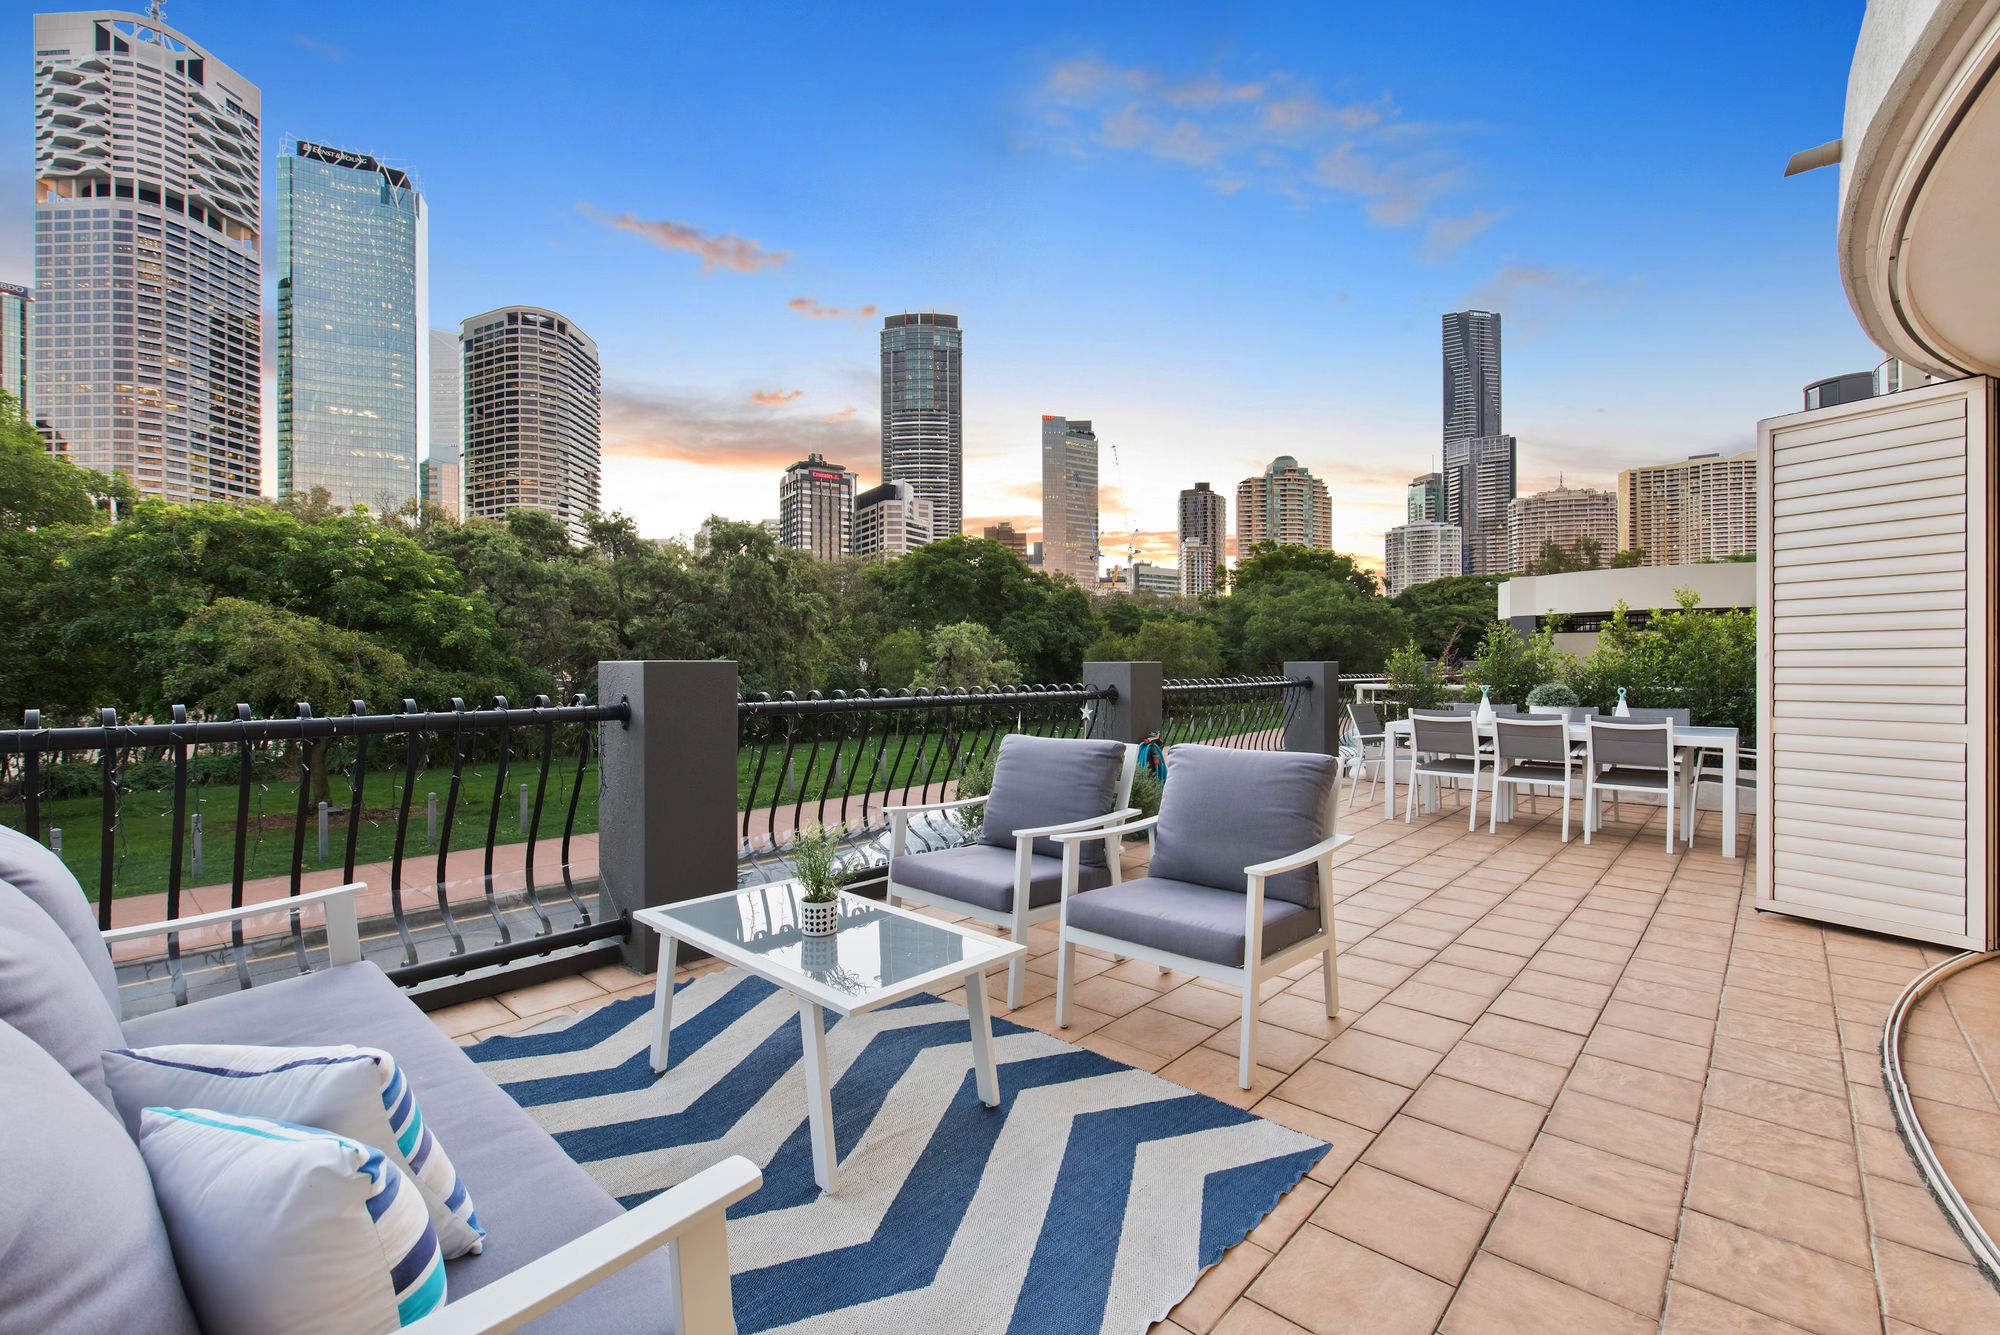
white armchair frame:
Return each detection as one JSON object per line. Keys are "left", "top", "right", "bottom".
{"left": 105, "top": 883, "right": 763, "bottom": 1335}
{"left": 884, "top": 743, "right": 1139, "bottom": 1010}
{"left": 1050, "top": 778, "right": 1351, "bottom": 1090}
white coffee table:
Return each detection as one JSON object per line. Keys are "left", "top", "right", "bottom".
{"left": 635, "top": 882, "right": 1026, "bottom": 1193}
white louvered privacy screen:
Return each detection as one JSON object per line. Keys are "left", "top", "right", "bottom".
{"left": 1757, "top": 377, "right": 1995, "bottom": 950}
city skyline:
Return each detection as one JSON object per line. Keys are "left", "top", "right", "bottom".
{"left": 2, "top": 3, "right": 1879, "bottom": 567}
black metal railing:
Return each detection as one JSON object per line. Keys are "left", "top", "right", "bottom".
{"left": 1159, "top": 676, "right": 1309, "bottom": 751}
{"left": 0, "top": 696, "right": 629, "bottom": 1010}
{"left": 734, "top": 683, "right": 1114, "bottom": 879}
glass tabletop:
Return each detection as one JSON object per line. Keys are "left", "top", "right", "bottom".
{"left": 645, "top": 883, "right": 1020, "bottom": 1007}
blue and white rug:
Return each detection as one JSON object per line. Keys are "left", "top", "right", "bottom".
{"left": 467, "top": 968, "right": 1327, "bottom": 1334}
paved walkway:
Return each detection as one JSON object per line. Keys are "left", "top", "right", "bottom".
{"left": 431, "top": 787, "right": 2000, "bottom": 1334}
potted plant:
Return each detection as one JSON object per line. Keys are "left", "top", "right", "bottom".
{"left": 1525, "top": 682, "right": 1581, "bottom": 717}
{"left": 792, "top": 823, "right": 844, "bottom": 937}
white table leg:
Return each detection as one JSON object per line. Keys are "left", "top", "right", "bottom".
{"left": 1723, "top": 740, "right": 1739, "bottom": 859}
{"left": 1382, "top": 733, "right": 1399, "bottom": 820}
{"left": 964, "top": 970, "right": 1001, "bottom": 1108}
{"left": 648, "top": 933, "right": 679, "bottom": 1075}
{"left": 797, "top": 998, "right": 838, "bottom": 1192}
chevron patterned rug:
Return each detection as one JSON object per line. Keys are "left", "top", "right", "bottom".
{"left": 466, "top": 968, "right": 1328, "bottom": 1334}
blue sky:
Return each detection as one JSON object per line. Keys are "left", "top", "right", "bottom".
{"left": 3, "top": 2, "right": 1877, "bottom": 566}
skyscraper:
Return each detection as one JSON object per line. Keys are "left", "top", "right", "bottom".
{"left": 461, "top": 307, "right": 600, "bottom": 543}
{"left": 0, "top": 284, "right": 29, "bottom": 417}
{"left": 1442, "top": 310, "right": 1502, "bottom": 446}
{"left": 1040, "top": 415, "right": 1099, "bottom": 585}
{"left": 276, "top": 141, "right": 425, "bottom": 512}
{"left": 1508, "top": 485, "right": 1617, "bottom": 570}
{"left": 1177, "top": 481, "right": 1226, "bottom": 596}
{"left": 32, "top": 10, "right": 262, "bottom": 501}
{"left": 1237, "top": 456, "right": 1334, "bottom": 551}
{"left": 880, "top": 312, "right": 962, "bottom": 540}
{"left": 422, "top": 327, "right": 461, "bottom": 517}
{"left": 1444, "top": 434, "right": 1517, "bottom": 575}
{"left": 1616, "top": 451, "right": 1758, "bottom": 566}
{"left": 778, "top": 453, "right": 856, "bottom": 559}
{"left": 1406, "top": 472, "right": 1444, "bottom": 523}
{"left": 852, "top": 480, "right": 934, "bottom": 557}
{"left": 1384, "top": 521, "right": 1464, "bottom": 596}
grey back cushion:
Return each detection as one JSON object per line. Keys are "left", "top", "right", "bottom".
{"left": 1148, "top": 745, "right": 1335, "bottom": 906}
{"left": 979, "top": 734, "right": 1127, "bottom": 866}
{"left": 0, "top": 824, "right": 119, "bottom": 1013}
{"left": 0, "top": 880, "right": 126, "bottom": 1111}
{"left": 0, "top": 1018, "right": 201, "bottom": 1335}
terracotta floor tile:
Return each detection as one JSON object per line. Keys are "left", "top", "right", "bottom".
{"left": 1486, "top": 988, "right": 1599, "bottom": 1035}
{"left": 1685, "top": 1152, "right": 1872, "bottom": 1267}
{"left": 1350, "top": 1002, "right": 1470, "bottom": 1052}
{"left": 1669, "top": 1212, "right": 1879, "bottom": 1335}
{"left": 1360, "top": 1115, "right": 1524, "bottom": 1211}
{"left": 1564, "top": 1053, "right": 1705, "bottom": 1122}
{"left": 1463, "top": 1013, "right": 1587, "bottom": 1067}
{"left": 1702, "top": 1069, "right": 1853, "bottom": 1142}
{"left": 1071, "top": 974, "right": 1164, "bottom": 1017}
{"left": 1695, "top": 1106, "right": 1860, "bottom": 1195}
{"left": 1149, "top": 981, "right": 1249, "bottom": 1028}
{"left": 1096, "top": 1004, "right": 1219, "bottom": 1061}
{"left": 429, "top": 995, "right": 515, "bottom": 1038}
{"left": 1661, "top": 1284, "right": 1816, "bottom": 1333}
{"left": 1709, "top": 1037, "right": 1849, "bottom": 1098}
{"left": 1079, "top": 1032, "right": 1170, "bottom": 1072}
{"left": 496, "top": 972, "right": 604, "bottom": 1017}
{"left": 1433, "top": 1040, "right": 1569, "bottom": 1105}
{"left": 1582, "top": 1022, "right": 1712, "bottom": 1082}
{"left": 1009, "top": 994, "right": 1115, "bottom": 1040}
{"left": 1157, "top": 1046, "right": 1288, "bottom": 1109}
{"left": 1245, "top": 1178, "right": 1329, "bottom": 1254}
{"left": 1271, "top": 1059, "right": 1410, "bottom": 1132}
{"left": 1317, "top": 1029, "right": 1444, "bottom": 1088}
{"left": 1248, "top": 1224, "right": 1453, "bottom": 1335}
{"left": 1402, "top": 1074, "right": 1549, "bottom": 1153}
{"left": 1874, "top": 1236, "right": 2000, "bottom": 1333}
{"left": 1168, "top": 1240, "right": 1273, "bottom": 1335}
{"left": 1210, "top": 1301, "right": 1311, "bottom": 1335}
{"left": 1544, "top": 1089, "right": 1695, "bottom": 1174}
{"left": 1252, "top": 991, "right": 1345, "bottom": 1041}
{"left": 1864, "top": 1174, "right": 1980, "bottom": 1261}
{"left": 1383, "top": 980, "right": 1492, "bottom": 1023}
{"left": 1245, "top": 1099, "right": 1372, "bottom": 1186}
{"left": 1441, "top": 1252, "right": 1655, "bottom": 1335}
{"left": 1514, "top": 1133, "right": 1685, "bottom": 1236}
{"left": 1482, "top": 1187, "right": 1673, "bottom": 1317}
{"left": 1509, "top": 966, "right": 1618, "bottom": 1005}
{"left": 1312, "top": 1163, "right": 1492, "bottom": 1284}
{"left": 1599, "top": 996, "right": 1715, "bottom": 1046}
{"left": 1104, "top": 957, "right": 1189, "bottom": 993}
{"left": 1201, "top": 1018, "right": 1327, "bottom": 1074}
{"left": 1412, "top": 961, "right": 1513, "bottom": 1000}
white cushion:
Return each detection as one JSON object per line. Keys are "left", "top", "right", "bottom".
{"left": 138, "top": 1108, "right": 447, "bottom": 1334}
{"left": 106, "top": 1044, "right": 485, "bottom": 1259}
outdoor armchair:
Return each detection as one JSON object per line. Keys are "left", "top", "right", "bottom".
{"left": 1584, "top": 718, "right": 1682, "bottom": 851}
{"left": 885, "top": 733, "right": 1137, "bottom": 1010}
{"left": 1489, "top": 716, "right": 1577, "bottom": 842}
{"left": 1049, "top": 744, "right": 1347, "bottom": 1090}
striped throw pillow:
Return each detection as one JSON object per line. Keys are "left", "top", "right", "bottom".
{"left": 138, "top": 1108, "right": 446, "bottom": 1334}
{"left": 103, "top": 1043, "right": 485, "bottom": 1258}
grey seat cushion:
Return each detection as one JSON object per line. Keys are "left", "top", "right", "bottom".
{"left": 0, "top": 879, "right": 125, "bottom": 1111}
{"left": 1596, "top": 766, "right": 1674, "bottom": 790}
{"left": 0, "top": 824, "right": 120, "bottom": 1012}
{"left": 0, "top": 1017, "right": 200, "bottom": 1335}
{"left": 1065, "top": 877, "right": 1324, "bottom": 967}
{"left": 1496, "top": 761, "right": 1570, "bottom": 782}
{"left": 979, "top": 734, "right": 1126, "bottom": 867}
{"left": 1149, "top": 745, "right": 1335, "bottom": 906}
{"left": 122, "top": 962, "right": 684, "bottom": 1334}
{"left": 894, "top": 842, "right": 1112, "bottom": 914}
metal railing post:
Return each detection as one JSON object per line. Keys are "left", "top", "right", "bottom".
{"left": 598, "top": 660, "right": 740, "bottom": 972}
{"left": 1082, "top": 661, "right": 1160, "bottom": 744}
{"left": 1283, "top": 661, "right": 1342, "bottom": 755}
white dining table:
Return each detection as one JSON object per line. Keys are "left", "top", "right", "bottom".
{"left": 1378, "top": 716, "right": 1741, "bottom": 858}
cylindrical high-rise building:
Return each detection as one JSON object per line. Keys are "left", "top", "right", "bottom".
{"left": 1236, "top": 456, "right": 1334, "bottom": 552}
{"left": 1177, "top": 481, "right": 1227, "bottom": 596}
{"left": 461, "top": 307, "right": 600, "bottom": 543}
{"left": 32, "top": 10, "right": 263, "bottom": 501}
{"left": 880, "top": 312, "right": 962, "bottom": 540}
{"left": 276, "top": 141, "right": 425, "bottom": 512}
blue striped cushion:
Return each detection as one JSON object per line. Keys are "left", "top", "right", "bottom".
{"left": 138, "top": 1108, "right": 446, "bottom": 1333}
{"left": 104, "top": 1043, "right": 485, "bottom": 1258}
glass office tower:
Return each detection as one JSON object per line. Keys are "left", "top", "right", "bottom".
{"left": 880, "top": 312, "right": 962, "bottom": 540}
{"left": 32, "top": 11, "right": 262, "bottom": 500}
{"left": 276, "top": 140, "right": 426, "bottom": 511}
